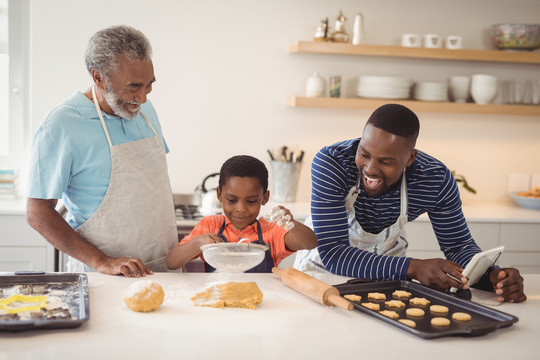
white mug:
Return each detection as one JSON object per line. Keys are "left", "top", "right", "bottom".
{"left": 401, "top": 33, "right": 421, "bottom": 47}
{"left": 423, "top": 34, "right": 442, "bottom": 48}
{"left": 446, "top": 35, "right": 463, "bottom": 49}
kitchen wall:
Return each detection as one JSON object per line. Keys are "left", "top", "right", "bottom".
{"left": 28, "top": 0, "right": 540, "bottom": 204}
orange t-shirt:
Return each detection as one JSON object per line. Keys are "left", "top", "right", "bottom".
{"left": 179, "top": 215, "right": 293, "bottom": 266}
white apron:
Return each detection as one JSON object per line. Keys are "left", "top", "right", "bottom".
{"left": 67, "top": 87, "right": 178, "bottom": 272}
{"left": 293, "top": 172, "right": 409, "bottom": 275}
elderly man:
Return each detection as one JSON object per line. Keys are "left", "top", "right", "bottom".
{"left": 27, "top": 25, "right": 177, "bottom": 277}
{"left": 295, "top": 104, "right": 526, "bottom": 303}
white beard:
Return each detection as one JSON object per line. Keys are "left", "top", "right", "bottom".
{"left": 103, "top": 86, "right": 141, "bottom": 120}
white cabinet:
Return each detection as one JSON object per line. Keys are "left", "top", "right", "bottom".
{"left": 499, "top": 223, "right": 540, "bottom": 273}
{"left": 407, "top": 219, "right": 540, "bottom": 274}
{"left": 0, "top": 214, "right": 55, "bottom": 272}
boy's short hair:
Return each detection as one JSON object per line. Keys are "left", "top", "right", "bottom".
{"left": 219, "top": 155, "right": 269, "bottom": 192}
{"left": 366, "top": 104, "right": 420, "bottom": 147}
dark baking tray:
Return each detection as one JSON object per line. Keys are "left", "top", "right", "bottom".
{"left": 0, "top": 272, "right": 89, "bottom": 332}
{"left": 335, "top": 279, "right": 518, "bottom": 339}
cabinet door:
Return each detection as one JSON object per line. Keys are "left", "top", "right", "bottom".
{"left": 0, "top": 248, "right": 47, "bottom": 272}
{"left": 407, "top": 220, "right": 499, "bottom": 259}
{"left": 0, "top": 215, "right": 45, "bottom": 246}
{"left": 499, "top": 223, "right": 540, "bottom": 273}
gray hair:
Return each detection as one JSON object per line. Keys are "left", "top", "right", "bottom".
{"left": 84, "top": 25, "right": 152, "bottom": 77}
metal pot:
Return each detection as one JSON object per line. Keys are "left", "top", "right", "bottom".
{"left": 198, "top": 173, "right": 222, "bottom": 216}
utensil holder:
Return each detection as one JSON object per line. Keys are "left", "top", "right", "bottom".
{"left": 271, "top": 161, "right": 302, "bottom": 202}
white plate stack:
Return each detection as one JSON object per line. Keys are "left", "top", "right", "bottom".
{"left": 413, "top": 82, "right": 449, "bottom": 102}
{"left": 356, "top": 76, "right": 412, "bottom": 99}
{"left": 0, "top": 169, "right": 19, "bottom": 199}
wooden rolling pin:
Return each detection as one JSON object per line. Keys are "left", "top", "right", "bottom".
{"left": 272, "top": 267, "right": 353, "bottom": 311}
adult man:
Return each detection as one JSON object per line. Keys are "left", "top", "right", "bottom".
{"left": 27, "top": 25, "right": 177, "bottom": 277}
{"left": 294, "top": 104, "right": 526, "bottom": 303}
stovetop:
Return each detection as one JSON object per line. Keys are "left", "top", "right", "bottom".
{"left": 175, "top": 205, "right": 203, "bottom": 228}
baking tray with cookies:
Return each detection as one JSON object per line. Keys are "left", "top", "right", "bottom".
{"left": 0, "top": 271, "right": 89, "bottom": 332}
{"left": 334, "top": 279, "right": 518, "bottom": 339}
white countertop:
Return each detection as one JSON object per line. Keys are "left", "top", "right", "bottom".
{"left": 1, "top": 272, "right": 539, "bottom": 359}
{"left": 263, "top": 200, "right": 540, "bottom": 224}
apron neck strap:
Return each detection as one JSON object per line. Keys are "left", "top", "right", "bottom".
{"left": 217, "top": 218, "right": 264, "bottom": 243}
{"left": 92, "top": 86, "right": 113, "bottom": 148}
{"left": 400, "top": 169, "right": 408, "bottom": 217}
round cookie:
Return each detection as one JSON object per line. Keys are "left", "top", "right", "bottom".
{"left": 385, "top": 300, "right": 406, "bottom": 309}
{"left": 398, "top": 319, "right": 416, "bottom": 328}
{"left": 392, "top": 290, "right": 412, "bottom": 299}
{"left": 406, "top": 307, "right": 425, "bottom": 318}
{"left": 430, "top": 304, "right": 449, "bottom": 315}
{"left": 431, "top": 317, "right": 451, "bottom": 327}
{"left": 452, "top": 312, "right": 472, "bottom": 322}
{"left": 123, "top": 280, "right": 165, "bottom": 312}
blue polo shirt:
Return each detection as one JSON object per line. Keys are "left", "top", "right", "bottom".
{"left": 27, "top": 91, "right": 170, "bottom": 229}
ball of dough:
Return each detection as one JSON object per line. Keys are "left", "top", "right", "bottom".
{"left": 123, "top": 280, "right": 165, "bottom": 312}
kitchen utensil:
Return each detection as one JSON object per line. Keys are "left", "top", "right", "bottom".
{"left": 352, "top": 13, "right": 365, "bottom": 45}
{"left": 331, "top": 10, "right": 349, "bottom": 43}
{"left": 0, "top": 272, "right": 89, "bottom": 331}
{"left": 471, "top": 74, "right": 498, "bottom": 104}
{"left": 356, "top": 75, "right": 412, "bottom": 100}
{"left": 401, "top": 33, "right": 420, "bottom": 47}
{"left": 198, "top": 172, "right": 222, "bottom": 216}
{"left": 271, "top": 267, "right": 353, "bottom": 311}
{"left": 305, "top": 72, "right": 325, "bottom": 97}
{"left": 0, "top": 294, "right": 48, "bottom": 314}
{"left": 201, "top": 242, "right": 268, "bottom": 272}
{"left": 334, "top": 279, "right": 518, "bottom": 339}
{"left": 329, "top": 75, "right": 341, "bottom": 98}
{"left": 449, "top": 76, "right": 470, "bottom": 103}
{"left": 491, "top": 24, "right": 540, "bottom": 51}
{"left": 423, "top": 34, "right": 442, "bottom": 48}
{"left": 271, "top": 161, "right": 302, "bottom": 202}
{"left": 445, "top": 35, "right": 463, "bottom": 49}
{"left": 413, "top": 81, "right": 448, "bottom": 101}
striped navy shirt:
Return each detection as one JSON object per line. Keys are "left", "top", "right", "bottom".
{"left": 311, "top": 138, "right": 482, "bottom": 280}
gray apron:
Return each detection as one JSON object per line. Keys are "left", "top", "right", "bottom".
{"left": 293, "top": 171, "right": 409, "bottom": 275}
{"left": 67, "top": 86, "right": 178, "bottom": 272}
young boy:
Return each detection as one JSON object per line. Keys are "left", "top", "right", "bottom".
{"left": 166, "top": 155, "right": 318, "bottom": 272}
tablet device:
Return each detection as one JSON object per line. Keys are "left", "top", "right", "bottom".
{"left": 449, "top": 245, "right": 504, "bottom": 294}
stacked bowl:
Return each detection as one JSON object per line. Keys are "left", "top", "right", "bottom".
{"left": 413, "top": 82, "right": 448, "bottom": 102}
{"left": 356, "top": 76, "right": 412, "bottom": 99}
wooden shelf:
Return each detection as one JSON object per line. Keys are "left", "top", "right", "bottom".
{"left": 289, "top": 41, "right": 540, "bottom": 64}
{"left": 286, "top": 96, "right": 540, "bottom": 116}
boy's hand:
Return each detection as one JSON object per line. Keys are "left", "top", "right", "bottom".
{"left": 267, "top": 206, "right": 295, "bottom": 230}
{"left": 193, "top": 233, "right": 222, "bottom": 249}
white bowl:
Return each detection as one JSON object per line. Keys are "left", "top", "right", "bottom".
{"left": 200, "top": 243, "right": 268, "bottom": 272}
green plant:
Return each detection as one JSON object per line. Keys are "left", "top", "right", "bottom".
{"left": 451, "top": 171, "right": 477, "bottom": 194}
